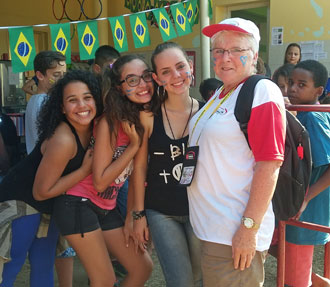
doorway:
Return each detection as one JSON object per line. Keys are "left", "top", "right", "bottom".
{"left": 231, "top": 6, "right": 269, "bottom": 63}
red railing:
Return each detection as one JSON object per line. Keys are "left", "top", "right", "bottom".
{"left": 276, "top": 104, "right": 330, "bottom": 287}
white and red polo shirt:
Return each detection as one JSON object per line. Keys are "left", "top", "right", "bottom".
{"left": 188, "top": 79, "right": 286, "bottom": 251}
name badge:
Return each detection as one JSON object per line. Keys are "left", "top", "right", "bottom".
{"left": 179, "top": 146, "right": 199, "bottom": 187}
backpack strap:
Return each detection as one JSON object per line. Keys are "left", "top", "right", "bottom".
{"left": 234, "top": 74, "right": 269, "bottom": 147}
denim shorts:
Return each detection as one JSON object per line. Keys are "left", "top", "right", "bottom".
{"left": 53, "top": 195, "right": 124, "bottom": 236}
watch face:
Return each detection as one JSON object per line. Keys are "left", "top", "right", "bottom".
{"left": 244, "top": 218, "right": 254, "bottom": 228}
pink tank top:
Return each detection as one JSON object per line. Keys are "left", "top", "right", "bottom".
{"left": 66, "top": 123, "right": 133, "bottom": 210}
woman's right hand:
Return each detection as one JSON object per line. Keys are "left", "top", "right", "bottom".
{"left": 122, "top": 121, "right": 140, "bottom": 147}
{"left": 81, "top": 148, "right": 93, "bottom": 176}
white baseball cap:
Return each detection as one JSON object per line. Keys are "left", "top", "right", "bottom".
{"left": 202, "top": 17, "right": 260, "bottom": 44}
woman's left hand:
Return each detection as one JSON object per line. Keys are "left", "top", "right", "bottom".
{"left": 123, "top": 215, "right": 134, "bottom": 248}
{"left": 232, "top": 226, "right": 257, "bottom": 271}
{"left": 122, "top": 121, "right": 140, "bottom": 147}
{"left": 123, "top": 216, "right": 148, "bottom": 253}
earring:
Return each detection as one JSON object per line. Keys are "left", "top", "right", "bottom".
{"left": 157, "top": 86, "right": 166, "bottom": 97}
{"left": 190, "top": 74, "right": 195, "bottom": 87}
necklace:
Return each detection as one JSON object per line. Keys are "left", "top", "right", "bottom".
{"left": 164, "top": 97, "right": 193, "bottom": 140}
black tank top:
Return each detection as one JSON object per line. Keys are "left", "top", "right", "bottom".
{"left": 144, "top": 108, "right": 189, "bottom": 216}
{"left": 0, "top": 120, "right": 87, "bottom": 214}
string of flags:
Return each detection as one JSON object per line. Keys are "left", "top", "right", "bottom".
{"left": 7, "top": 0, "right": 201, "bottom": 73}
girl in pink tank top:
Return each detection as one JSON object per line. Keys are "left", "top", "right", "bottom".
{"left": 55, "top": 54, "right": 159, "bottom": 287}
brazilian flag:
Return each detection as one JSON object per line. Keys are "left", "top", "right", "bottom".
{"left": 108, "top": 16, "right": 128, "bottom": 53}
{"left": 208, "top": 0, "right": 213, "bottom": 19}
{"left": 49, "top": 23, "right": 71, "bottom": 64}
{"left": 77, "top": 21, "right": 99, "bottom": 60}
{"left": 9, "top": 26, "right": 36, "bottom": 73}
{"left": 194, "top": 0, "right": 200, "bottom": 24}
{"left": 185, "top": 0, "right": 197, "bottom": 28}
{"left": 170, "top": 3, "right": 192, "bottom": 36}
{"left": 152, "top": 8, "right": 177, "bottom": 42}
{"left": 129, "top": 12, "right": 150, "bottom": 49}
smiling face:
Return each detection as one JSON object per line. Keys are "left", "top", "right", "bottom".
{"left": 288, "top": 68, "right": 323, "bottom": 105}
{"left": 119, "top": 59, "right": 154, "bottom": 104}
{"left": 62, "top": 81, "right": 97, "bottom": 129}
{"left": 152, "top": 47, "right": 193, "bottom": 96}
{"left": 211, "top": 31, "right": 257, "bottom": 91}
{"left": 285, "top": 46, "right": 300, "bottom": 65}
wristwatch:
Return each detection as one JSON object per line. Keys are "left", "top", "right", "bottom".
{"left": 241, "top": 216, "right": 260, "bottom": 229}
{"left": 132, "top": 210, "right": 146, "bottom": 220}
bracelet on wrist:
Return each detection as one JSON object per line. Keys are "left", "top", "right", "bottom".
{"left": 132, "top": 210, "right": 146, "bottom": 220}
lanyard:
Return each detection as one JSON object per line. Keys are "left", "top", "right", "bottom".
{"left": 189, "top": 87, "right": 234, "bottom": 146}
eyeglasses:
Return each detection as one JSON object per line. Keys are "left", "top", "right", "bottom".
{"left": 120, "top": 71, "right": 153, "bottom": 87}
{"left": 210, "top": 48, "right": 250, "bottom": 58}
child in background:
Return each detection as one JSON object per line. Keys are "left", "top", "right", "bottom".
{"left": 199, "top": 78, "right": 222, "bottom": 102}
{"left": 272, "top": 63, "right": 295, "bottom": 104}
{"left": 92, "top": 45, "right": 120, "bottom": 75}
{"left": 286, "top": 60, "right": 330, "bottom": 287}
{"left": 25, "top": 51, "right": 66, "bottom": 154}
{"left": 284, "top": 43, "right": 301, "bottom": 65}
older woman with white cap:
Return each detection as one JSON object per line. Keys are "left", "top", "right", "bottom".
{"left": 187, "top": 18, "right": 286, "bottom": 286}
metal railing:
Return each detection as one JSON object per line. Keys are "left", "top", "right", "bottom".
{"left": 276, "top": 104, "right": 330, "bottom": 286}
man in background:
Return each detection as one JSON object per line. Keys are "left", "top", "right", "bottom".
{"left": 25, "top": 51, "right": 66, "bottom": 154}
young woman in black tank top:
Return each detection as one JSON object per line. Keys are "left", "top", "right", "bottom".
{"left": 0, "top": 70, "right": 103, "bottom": 287}
{"left": 133, "top": 42, "right": 203, "bottom": 287}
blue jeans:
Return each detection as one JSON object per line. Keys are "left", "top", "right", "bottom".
{"left": 146, "top": 209, "right": 203, "bottom": 287}
{"left": 0, "top": 214, "right": 59, "bottom": 287}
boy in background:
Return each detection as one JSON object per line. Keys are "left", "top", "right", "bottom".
{"left": 24, "top": 51, "right": 67, "bottom": 287}
{"left": 199, "top": 78, "right": 222, "bottom": 102}
{"left": 286, "top": 60, "right": 330, "bottom": 287}
{"left": 92, "top": 45, "right": 120, "bottom": 76}
{"left": 25, "top": 51, "right": 66, "bottom": 154}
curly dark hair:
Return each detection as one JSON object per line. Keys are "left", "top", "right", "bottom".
{"left": 37, "top": 70, "right": 103, "bottom": 143}
{"left": 102, "top": 54, "right": 158, "bottom": 145}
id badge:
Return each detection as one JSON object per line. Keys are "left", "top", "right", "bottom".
{"left": 179, "top": 146, "right": 199, "bottom": 187}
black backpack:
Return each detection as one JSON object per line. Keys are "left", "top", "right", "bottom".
{"left": 234, "top": 75, "right": 312, "bottom": 221}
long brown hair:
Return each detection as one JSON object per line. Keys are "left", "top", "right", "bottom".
{"left": 102, "top": 54, "right": 158, "bottom": 146}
